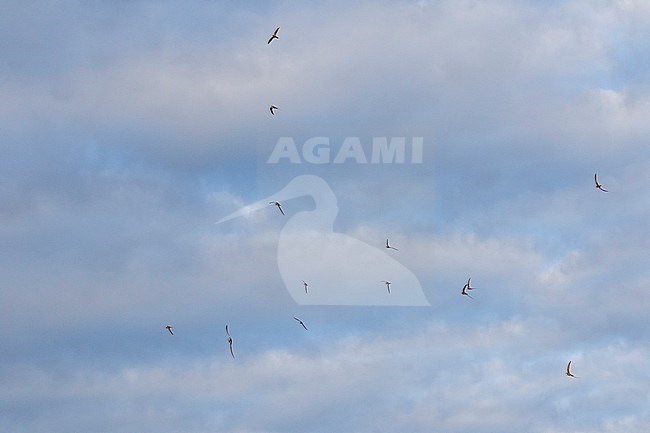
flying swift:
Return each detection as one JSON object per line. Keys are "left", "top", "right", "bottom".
{"left": 594, "top": 173, "right": 608, "bottom": 192}
{"left": 269, "top": 201, "right": 285, "bottom": 215}
{"left": 268, "top": 27, "right": 280, "bottom": 44}
{"left": 293, "top": 317, "right": 308, "bottom": 330}
{"left": 226, "top": 324, "right": 235, "bottom": 358}
{"left": 461, "top": 284, "right": 473, "bottom": 299}
{"left": 566, "top": 360, "right": 578, "bottom": 378}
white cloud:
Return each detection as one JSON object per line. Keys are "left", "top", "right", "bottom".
{"left": 3, "top": 319, "right": 649, "bottom": 432}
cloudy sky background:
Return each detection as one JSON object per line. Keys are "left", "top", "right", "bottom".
{"left": 1, "top": 0, "right": 650, "bottom": 431}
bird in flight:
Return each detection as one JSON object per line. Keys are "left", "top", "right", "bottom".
{"left": 381, "top": 280, "right": 392, "bottom": 294}
{"left": 165, "top": 325, "right": 174, "bottom": 335}
{"left": 385, "top": 239, "right": 398, "bottom": 251}
{"left": 226, "top": 324, "right": 235, "bottom": 358}
{"left": 461, "top": 284, "right": 473, "bottom": 299}
{"left": 267, "top": 27, "right": 280, "bottom": 44}
{"left": 302, "top": 280, "right": 309, "bottom": 293}
{"left": 269, "top": 201, "right": 285, "bottom": 215}
{"left": 293, "top": 317, "right": 308, "bottom": 330}
{"left": 269, "top": 105, "right": 279, "bottom": 115}
{"left": 463, "top": 277, "right": 477, "bottom": 291}
{"left": 566, "top": 360, "right": 578, "bottom": 378}
{"left": 594, "top": 173, "right": 608, "bottom": 192}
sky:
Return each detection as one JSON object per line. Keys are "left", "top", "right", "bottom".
{"left": 1, "top": 0, "right": 649, "bottom": 431}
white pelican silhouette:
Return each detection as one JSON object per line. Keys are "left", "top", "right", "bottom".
{"left": 216, "top": 175, "right": 429, "bottom": 306}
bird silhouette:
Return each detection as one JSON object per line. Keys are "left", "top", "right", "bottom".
{"left": 594, "top": 173, "right": 608, "bottom": 192}
{"left": 461, "top": 284, "right": 473, "bottom": 299}
{"left": 267, "top": 27, "right": 280, "bottom": 44}
{"left": 165, "top": 325, "right": 173, "bottom": 335}
{"left": 226, "top": 324, "right": 235, "bottom": 358}
{"left": 381, "top": 280, "right": 392, "bottom": 294}
{"left": 385, "top": 239, "right": 398, "bottom": 251}
{"left": 302, "top": 280, "right": 309, "bottom": 293}
{"left": 566, "top": 360, "right": 578, "bottom": 378}
{"left": 269, "top": 201, "right": 285, "bottom": 215}
{"left": 269, "top": 105, "right": 279, "bottom": 115}
{"left": 293, "top": 317, "right": 308, "bottom": 330}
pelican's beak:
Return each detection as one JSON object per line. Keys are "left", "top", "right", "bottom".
{"left": 215, "top": 196, "right": 276, "bottom": 225}
{"left": 215, "top": 175, "right": 335, "bottom": 225}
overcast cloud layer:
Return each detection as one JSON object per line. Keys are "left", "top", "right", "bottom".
{"left": 1, "top": 0, "right": 649, "bottom": 432}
